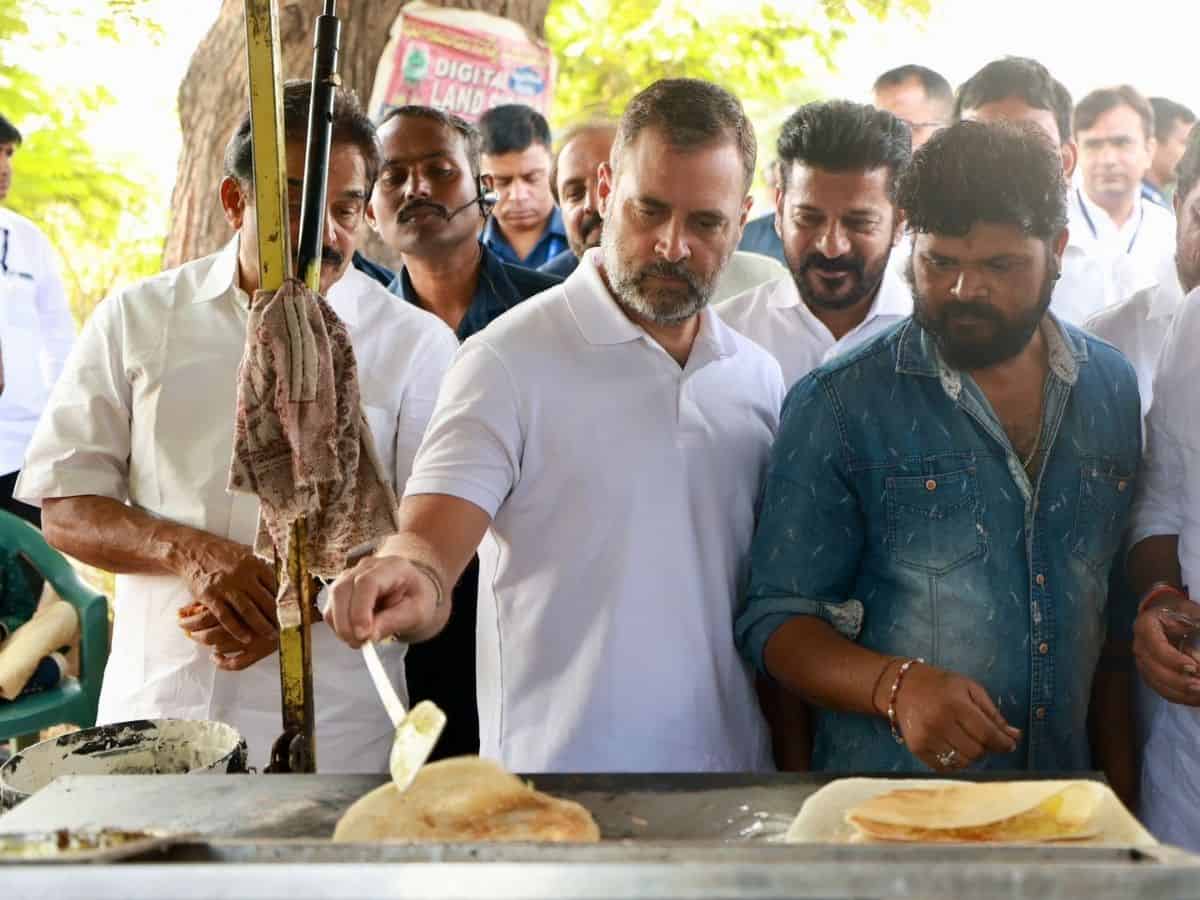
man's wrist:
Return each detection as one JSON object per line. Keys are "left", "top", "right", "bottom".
{"left": 406, "top": 558, "right": 447, "bottom": 610}
{"left": 1138, "top": 581, "right": 1189, "bottom": 616}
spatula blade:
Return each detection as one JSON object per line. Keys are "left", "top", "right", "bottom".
{"left": 388, "top": 700, "right": 446, "bottom": 792}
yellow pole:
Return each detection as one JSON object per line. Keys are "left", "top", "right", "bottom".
{"left": 243, "top": 0, "right": 316, "bottom": 773}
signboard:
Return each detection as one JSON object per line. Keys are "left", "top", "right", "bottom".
{"left": 368, "top": 2, "right": 555, "bottom": 123}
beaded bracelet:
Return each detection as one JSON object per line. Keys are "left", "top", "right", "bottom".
{"left": 1138, "top": 581, "right": 1189, "bottom": 616}
{"left": 888, "top": 657, "right": 925, "bottom": 745}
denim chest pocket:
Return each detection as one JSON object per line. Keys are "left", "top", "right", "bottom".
{"left": 886, "top": 465, "right": 986, "bottom": 574}
{"left": 1070, "top": 457, "right": 1135, "bottom": 573}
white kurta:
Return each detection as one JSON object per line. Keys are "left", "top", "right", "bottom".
{"left": 0, "top": 207, "right": 76, "bottom": 475}
{"left": 1084, "top": 251, "right": 1183, "bottom": 419}
{"left": 404, "top": 248, "right": 783, "bottom": 773}
{"left": 714, "top": 262, "right": 911, "bottom": 390}
{"left": 1128, "top": 283, "right": 1200, "bottom": 850}
{"left": 16, "top": 242, "right": 458, "bottom": 772}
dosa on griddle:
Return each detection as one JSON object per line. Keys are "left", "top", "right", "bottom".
{"left": 846, "top": 780, "right": 1105, "bottom": 843}
{"left": 332, "top": 756, "right": 600, "bottom": 843}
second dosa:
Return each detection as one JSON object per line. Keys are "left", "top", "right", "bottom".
{"left": 846, "top": 780, "right": 1105, "bottom": 843}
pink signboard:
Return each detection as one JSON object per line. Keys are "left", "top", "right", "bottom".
{"left": 371, "top": 5, "right": 554, "bottom": 123}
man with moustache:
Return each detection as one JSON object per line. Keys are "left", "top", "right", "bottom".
{"left": 370, "top": 107, "right": 560, "bottom": 340}
{"left": 736, "top": 122, "right": 1140, "bottom": 799}
{"left": 15, "top": 82, "right": 458, "bottom": 772}
{"left": 541, "top": 119, "right": 786, "bottom": 298}
{"left": 1072, "top": 86, "right": 1175, "bottom": 294}
{"left": 325, "top": 79, "right": 784, "bottom": 773}
{"left": 365, "top": 105, "right": 559, "bottom": 757}
{"left": 954, "top": 57, "right": 1114, "bottom": 325}
{"left": 716, "top": 100, "right": 912, "bottom": 389}
{"left": 540, "top": 120, "right": 616, "bottom": 278}
{"left": 1120, "top": 129, "right": 1200, "bottom": 849}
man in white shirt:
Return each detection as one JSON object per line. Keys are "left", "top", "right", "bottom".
{"left": 1118, "top": 129, "right": 1200, "bottom": 849}
{"left": 326, "top": 78, "right": 783, "bottom": 774}
{"left": 953, "top": 57, "right": 1113, "bottom": 325}
{"left": 15, "top": 83, "right": 458, "bottom": 772}
{"left": 0, "top": 113, "right": 75, "bottom": 527}
{"left": 716, "top": 100, "right": 912, "bottom": 389}
{"left": 1072, "top": 86, "right": 1176, "bottom": 300}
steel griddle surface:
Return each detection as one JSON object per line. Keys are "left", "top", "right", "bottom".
{"left": 0, "top": 773, "right": 816, "bottom": 840}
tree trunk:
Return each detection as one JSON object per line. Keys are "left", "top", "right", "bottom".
{"left": 164, "top": 0, "right": 551, "bottom": 268}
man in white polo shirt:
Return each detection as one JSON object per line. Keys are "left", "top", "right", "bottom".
{"left": 715, "top": 101, "right": 912, "bottom": 389}
{"left": 327, "top": 78, "right": 783, "bottom": 773}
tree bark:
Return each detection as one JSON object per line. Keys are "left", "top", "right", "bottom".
{"left": 164, "top": 0, "right": 550, "bottom": 268}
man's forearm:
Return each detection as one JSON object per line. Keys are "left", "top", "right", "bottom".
{"left": 763, "top": 616, "right": 896, "bottom": 717}
{"left": 373, "top": 493, "right": 492, "bottom": 644}
{"left": 1127, "top": 534, "right": 1183, "bottom": 599}
{"left": 42, "top": 495, "right": 225, "bottom": 579}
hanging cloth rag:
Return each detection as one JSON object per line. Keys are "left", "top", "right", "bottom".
{"left": 228, "top": 278, "right": 400, "bottom": 628}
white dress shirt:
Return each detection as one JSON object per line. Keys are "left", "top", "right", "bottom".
{"left": 1128, "top": 283, "right": 1200, "bottom": 850}
{"left": 0, "top": 207, "right": 76, "bottom": 475}
{"left": 1068, "top": 187, "right": 1176, "bottom": 313}
{"left": 712, "top": 250, "right": 788, "bottom": 303}
{"left": 16, "top": 241, "right": 458, "bottom": 772}
{"left": 404, "top": 248, "right": 782, "bottom": 773}
{"left": 1084, "top": 251, "right": 1183, "bottom": 419}
{"left": 714, "top": 262, "right": 911, "bottom": 390}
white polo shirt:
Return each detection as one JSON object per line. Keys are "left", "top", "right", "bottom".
{"left": 404, "top": 248, "right": 782, "bottom": 773}
{"left": 16, "top": 241, "right": 459, "bottom": 772}
{"left": 712, "top": 250, "right": 788, "bottom": 303}
{"left": 0, "top": 207, "right": 76, "bottom": 475}
{"left": 715, "top": 263, "right": 911, "bottom": 390}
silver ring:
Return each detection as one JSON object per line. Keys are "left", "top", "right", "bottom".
{"left": 935, "top": 749, "right": 960, "bottom": 768}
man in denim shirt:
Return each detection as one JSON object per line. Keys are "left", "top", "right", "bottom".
{"left": 736, "top": 121, "right": 1141, "bottom": 799}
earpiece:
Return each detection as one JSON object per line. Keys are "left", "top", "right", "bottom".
{"left": 477, "top": 175, "right": 498, "bottom": 216}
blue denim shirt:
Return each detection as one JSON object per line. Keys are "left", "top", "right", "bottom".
{"left": 735, "top": 316, "right": 1141, "bottom": 773}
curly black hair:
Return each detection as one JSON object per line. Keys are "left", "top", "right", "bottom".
{"left": 896, "top": 119, "right": 1067, "bottom": 240}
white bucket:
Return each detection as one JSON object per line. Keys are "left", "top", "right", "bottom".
{"left": 0, "top": 718, "right": 247, "bottom": 809}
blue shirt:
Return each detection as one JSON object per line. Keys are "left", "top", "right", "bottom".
{"left": 1141, "top": 179, "right": 1170, "bottom": 210}
{"left": 738, "top": 212, "right": 786, "bottom": 265}
{"left": 539, "top": 248, "right": 580, "bottom": 279}
{"left": 481, "top": 207, "right": 569, "bottom": 270}
{"left": 736, "top": 317, "right": 1141, "bottom": 773}
{"left": 351, "top": 251, "right": 396, "bottom": 288}
{"left": 387, "top": 241, "right": 561, "bottom": 341}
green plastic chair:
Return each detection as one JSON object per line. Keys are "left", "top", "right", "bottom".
{"left": 0, "top": 510, "right": 109, "bottom": 746}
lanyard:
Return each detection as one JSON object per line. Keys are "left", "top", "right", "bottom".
{"left": 1076, "top": 188, "right": 1144, "bottom": 254}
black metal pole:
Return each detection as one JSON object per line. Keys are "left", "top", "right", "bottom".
{"left": 296, "top": 0, "right": 341, "bottom": 289}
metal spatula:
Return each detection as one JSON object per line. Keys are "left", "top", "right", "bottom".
{"left": 361, "top": 640, "right": 446, "bottom": 791}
